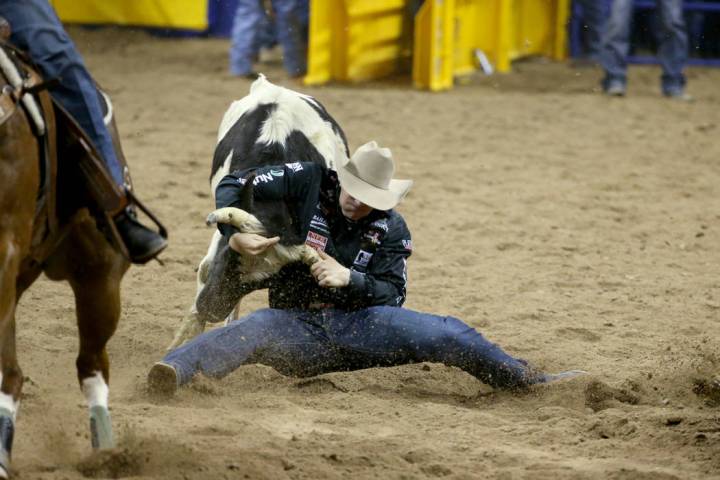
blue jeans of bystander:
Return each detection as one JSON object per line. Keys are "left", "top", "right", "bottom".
{"left": 600, "top": 0, "right": 688, "bottom": 94}
{"left": 229, "top": 0, "right": 307, "bottom": 77}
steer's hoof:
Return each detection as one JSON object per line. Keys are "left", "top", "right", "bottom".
{"left": 89, "top": 405, "right": 114, "bottom": 449}
{"left": 0, "top": 463, "right": 8, "bottom": 480}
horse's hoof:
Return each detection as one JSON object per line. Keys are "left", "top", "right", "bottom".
{"left": 89, "top": 405, "right": 114, "bottom": 449}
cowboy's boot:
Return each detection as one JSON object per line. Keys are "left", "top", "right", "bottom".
{"left": 113, "top": 205, "right": 167, "bottom": 264}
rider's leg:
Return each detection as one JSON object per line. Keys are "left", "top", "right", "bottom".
{"left": 0, "top": 0, "right": 167, "bottom": 263}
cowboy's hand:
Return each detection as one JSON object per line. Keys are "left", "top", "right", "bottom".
{"left": 310, "top": 250, "right": 351, "bottom": 288}
{"left": 229, "top": 232, "right": 280, "bottom": 256}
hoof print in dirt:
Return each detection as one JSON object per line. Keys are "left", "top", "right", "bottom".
{"left": 584, "top": 380, "right": 640, "bottom": 412}
{"left": 692, "top": 377, "right": 720, "bottom": 406}
{"left": 76, "top": 448, "right": 142, "bottom": 479}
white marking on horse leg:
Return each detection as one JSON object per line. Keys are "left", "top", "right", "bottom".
{"left": 0, "top": 379, "right": 18, "bottom": 423}
{"left": 82, "top": 372, "right": 109, "bottom": 409}
{"left": 84, "top": 373, "right": 114, "bottom": 449}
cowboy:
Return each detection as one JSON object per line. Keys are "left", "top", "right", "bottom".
{"left": 0, "top": 0, "right": 167, "bottom": 263}
{"left": 148, "top": 141, "right": 584, "bottom": 395}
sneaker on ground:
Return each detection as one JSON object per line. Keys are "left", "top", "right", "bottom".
{"left": 664, "top": 89, "right": 693, "bottom": 102}
{"left": 604, "top": 82, "right": 626, "bottom": 97}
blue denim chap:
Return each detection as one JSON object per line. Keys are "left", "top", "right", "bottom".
{"left": 163, "top": 306, "right": 539, "bottom": 390}
{"left": 229, "top": 0, "right": 307, "bottom": 76}
{"left": 0, "top": 0, "right": 125, "bottom": 185}
{"left": 600, "top": 0, "right": 688, "bottom": 93}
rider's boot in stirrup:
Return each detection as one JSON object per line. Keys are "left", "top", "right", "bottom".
{"left": 113, "top": 204, "right": 167, "bottom": 264}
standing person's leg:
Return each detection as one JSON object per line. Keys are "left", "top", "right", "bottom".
{"left": 255, "top": 8, "right": 277, "bottom": 53}
{"left": 0, "top": 0, "right": 123, "bottom": 184}
{"left": 656, "top": 0, "right": 688, "bottom": 97}
{"left": 576, "top": 0, "right": 608, "bottom": 62}
{"left": 328, "top": 307, "right": 582, "bottom": 389}
{"left": 600, "top": 0, "right": 634, "bottom": 94}
{"left": 229, "top": 0, "right": 263, "bottom": 76}
{"left": 149, "top": 309, "right": 338, "bottom": 394}
{"left": 271, "top": 0, "right": 307, "bottom": 77}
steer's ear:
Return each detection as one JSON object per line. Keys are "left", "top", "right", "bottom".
{"left": 238, "top": 172, "right": 255, "bottom": 212}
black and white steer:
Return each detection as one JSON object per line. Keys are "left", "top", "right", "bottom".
{"left": 169, "top": 75, "right": 349, "bottom": 349}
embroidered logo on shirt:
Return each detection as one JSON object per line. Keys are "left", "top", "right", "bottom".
{"left": 363, "top": 230, "right": 382, "bottom": 246}
{"left": 305, "top": 231, "right": 328, "bottom": 251}
{"left": 253, "top": 172, "right": 278, "bottom": 184}
{"left": 310, "top": 214, "right": 329, "bottom": 233}
{"left": 370, "top": 219, "right": 389, "bottom": 232}
{"left": 285, "top": 162, "right": 303, "bottom": 172}
{"left": 353, "top": 250, "right": 373, "bottom": 267}
{"left": 269, "top": 168, "right": 285, "bottom": 177}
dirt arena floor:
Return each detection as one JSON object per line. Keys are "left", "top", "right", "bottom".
{"left": 12, "top": 27, "right": 720, "bottom": 479}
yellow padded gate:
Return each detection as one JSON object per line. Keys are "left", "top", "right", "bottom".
{"left": 308, "top": 0, "right": 571, "bottom": 90}
{"left": 306, "top": 0, "right": 414, "bottom": 85}
{"left": 49, "top": 0, "right": 208, "bottom": 30}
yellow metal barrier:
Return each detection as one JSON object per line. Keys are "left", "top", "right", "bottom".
{"left": 414, "top": 0, "right": 570, "bottom": 90}
{"left": 308, "top": 0, "right": 571, "bottom": 90}
{"left": 306, "top": 0, "right": 413, "bottom": 85}
{"left": 50, "top": 0, "right": 208, "bottom": 30}
{"left": 412, "top": 0, "right": 455, "bottom": 91}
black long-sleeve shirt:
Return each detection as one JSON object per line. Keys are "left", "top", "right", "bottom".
{"left": 215, "top": 162, "right": 412, "bottom": 310}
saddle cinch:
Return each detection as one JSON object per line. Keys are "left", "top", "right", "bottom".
{"left": 0, "top": 17, "right": 167, "bottom": 267}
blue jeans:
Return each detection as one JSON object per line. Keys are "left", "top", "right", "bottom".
{"left": 600, "top": 0, "right": 687, "bottom": 93}
{"left": 229, "top": 0, "right": 307, "bottom": 76}
{"left": 0, "top": 0, "right": 125, "bottom": 185}
{"left": 574, "top": 0, "right": 608, "bottom": 61}
{"left": 163, "top": 307, "right": 542, "bottom": 390}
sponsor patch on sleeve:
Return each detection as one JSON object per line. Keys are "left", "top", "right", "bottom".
{"left": 305, "top": 231, "right": 328, "bottom": 251}
{"left": 402, "top": 239, "right": 413, "bottom": 251}
{"left": 353, "top": 250, "right": 373, "bottom": 267}
{"left": 285, "top": 162, "right": 303, "bottom": 173}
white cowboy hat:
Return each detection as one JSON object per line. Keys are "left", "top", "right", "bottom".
{"left": 336, "top": 141, "right": 413, "bottom": 211}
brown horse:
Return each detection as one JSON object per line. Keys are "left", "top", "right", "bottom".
{"left": 0, "top": 42, "right": 135, "bottom": 477}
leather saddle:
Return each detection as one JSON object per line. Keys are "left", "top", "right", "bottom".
{"left": 0, "top": 17, "right": 166, "bottom": 266}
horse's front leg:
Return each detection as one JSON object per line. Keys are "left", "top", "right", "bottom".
{"left": 68, "top": 263, "right": 124, "bottom": 450}
{"left": 0, "top": 319, "right": 21, "bottom": 480}
{"left": 0, "top": 239, "right": 23, "bottom": 479}
{"left": 49, "top": 219, "right": 129, "bottom": 451}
